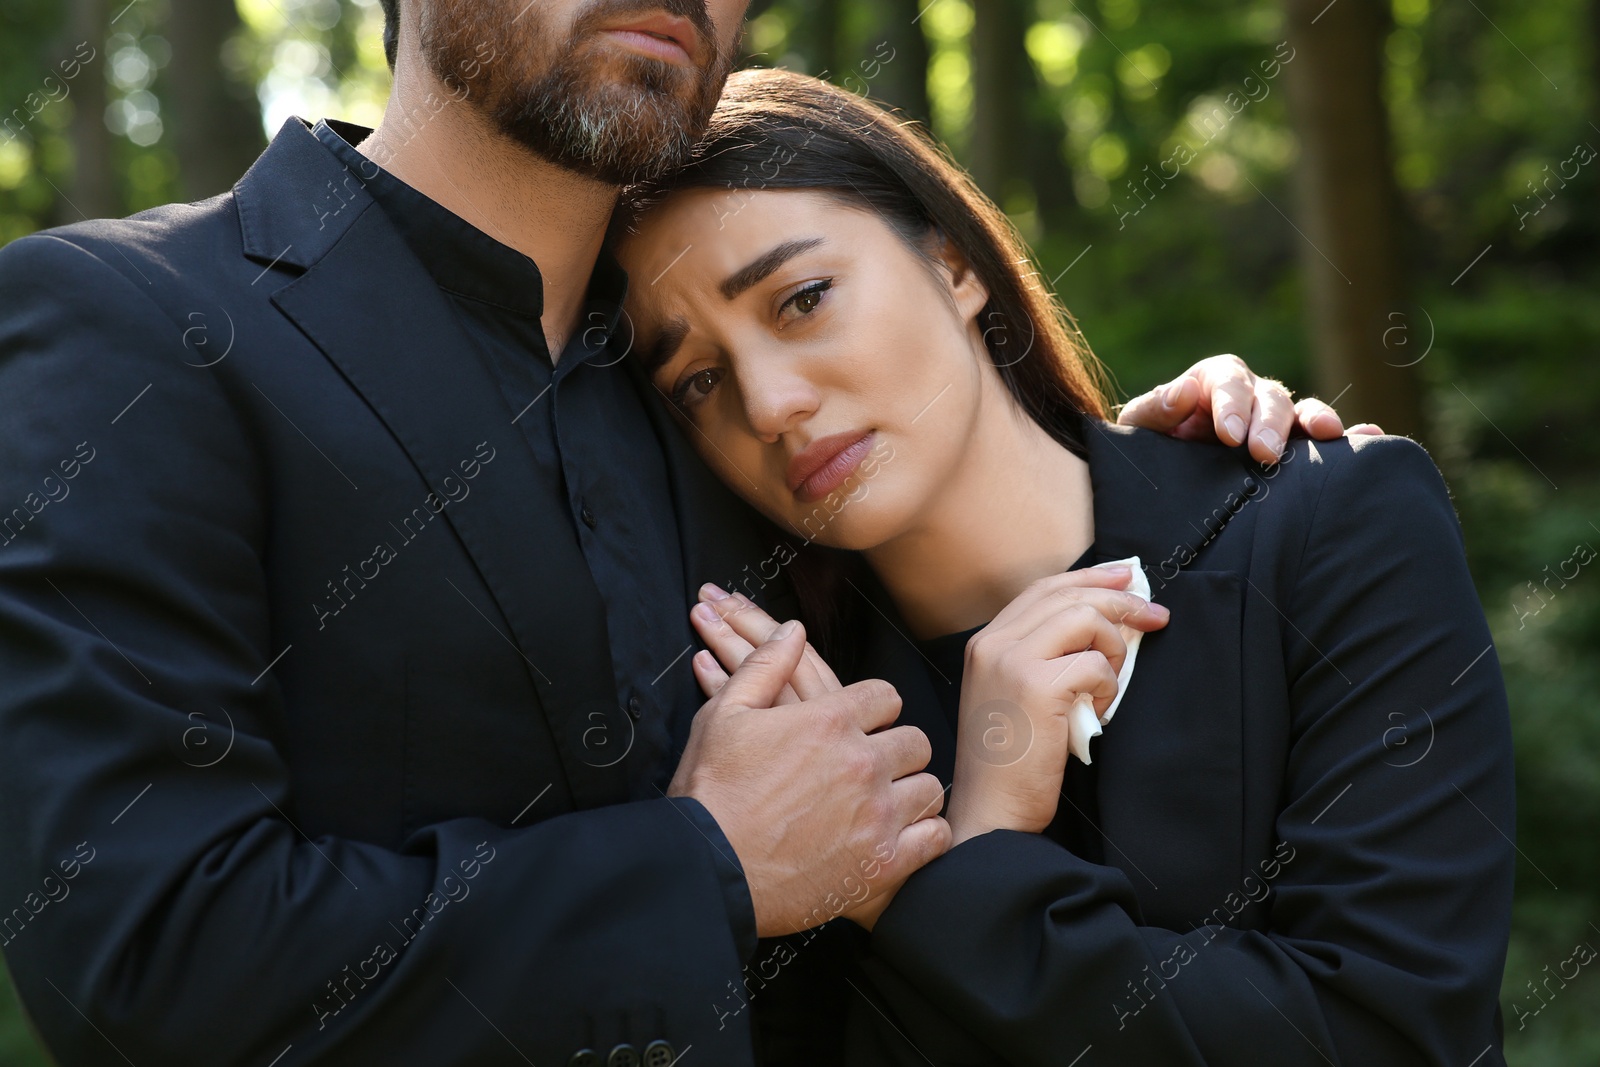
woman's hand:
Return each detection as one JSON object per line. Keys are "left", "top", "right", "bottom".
{"left": 688, "top": 584, "right": 842, "bottom": 705}
{"left": 688, "top": 584, "right": 933, "bottom": 931}
{"left": 1117, "top": 353, "right": 1383, "bottom": 465}
{"left": 948, "top": 565, "right": 1168, "bottom": 849}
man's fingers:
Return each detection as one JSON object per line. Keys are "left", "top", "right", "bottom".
{"left": 828, "top": 677, "right": 904, "bottom": 734}
{"left": 1247, "top": 377, "right": 1296, "bottom": 464}
{"left": 1194, "top": 355, "right": 1256, "bottom": 446}
{"left": 884, "top": 815, "right": 953, "bottom": 881}
{"left": 1293, "top": 397, "right": 1345, "bottom": 440}
{"left": 714, "top": 618, "right": 808, "bottom": 710}
{"left": 890, "top": 771, "right": 950, "bottom": 827}
{"left": 871, "top": 724, "right": 934, "bottom": 782}
{"left": 1115, "top": 374, "right": 1198, "bottom": 432}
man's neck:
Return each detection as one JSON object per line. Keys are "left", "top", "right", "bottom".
{"left": 356, "top": 75, "right": 620, "bottom": 358}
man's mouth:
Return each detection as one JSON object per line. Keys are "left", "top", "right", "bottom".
{"left": 599, "top": 13, "right": 701, "bottom": 66}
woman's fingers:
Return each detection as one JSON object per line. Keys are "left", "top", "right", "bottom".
{"left": 689, "top": 596, "right": 820, "bottom": 703}
{"left": 1042, "top": 646, "right": 1122, "bottom": 717}
{"left": 695, "top": 585, "right": 842, "bottom": 695}
{"left": 693, "top": 646, "right": 802, "bottom": 704}
{"left": 1017, "top": 604, "right": 1129, "bottom": 692}
{"left": 692, "top": 648, "right": 729, "bottom": 697}
{"left": 990, "top": 573, "right": 1167, "bottom": 645}
{"left": 984, "top": 564, "right": 1138, "bottom": 634}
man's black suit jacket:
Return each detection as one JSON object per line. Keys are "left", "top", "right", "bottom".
{"left": 0, "top": 118, "right": 802, "bottom": 1065}
{"left": 834, "top": 425, "right": 1516, "bottom": 1065}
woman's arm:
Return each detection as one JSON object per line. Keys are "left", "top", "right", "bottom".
{"left": 857, "top": 435, "right": 1514, "bottom": 1065}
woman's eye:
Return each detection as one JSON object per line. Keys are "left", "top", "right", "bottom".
{"left": 777, "top": 279, "right": 833, "bottom": 326}
{"left": 672, "top": 367, "right": 722, "bottom": 408}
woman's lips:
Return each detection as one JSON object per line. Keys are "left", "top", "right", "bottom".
{"left": 794, "top": 432, "right": 876, "bottom": 503}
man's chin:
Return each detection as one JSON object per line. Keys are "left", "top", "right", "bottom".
{"left": 496, "top": 65, "right": 711, "bottom": 183}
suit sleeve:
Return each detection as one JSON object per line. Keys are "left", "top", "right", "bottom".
{"left": 0, "top": 233, "right": 758, "bottom": 1066}
{"left": 849, "top": 435, "right": 1515, "bottom": 1065}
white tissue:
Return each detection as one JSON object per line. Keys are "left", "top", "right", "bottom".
{"left": 1067, "top": 556, "right": 1151, "bottom": 766}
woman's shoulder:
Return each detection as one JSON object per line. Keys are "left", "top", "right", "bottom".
{"left": 1089, "top": 421, "right": 1453, "bottom": 509}
{"left": 1084, "top": 423, "right": 1462, "bottom": 581}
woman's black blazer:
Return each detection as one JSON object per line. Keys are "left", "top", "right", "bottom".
{"left": 833, "top": 423, "right": 1514, "bottom": 1066}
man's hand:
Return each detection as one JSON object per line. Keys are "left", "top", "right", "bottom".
{"left": 1118, "top": 353, "right": 1383, "bottom": 465}
{"left": 667, "top": 611, "right": 950, "bottom": 937}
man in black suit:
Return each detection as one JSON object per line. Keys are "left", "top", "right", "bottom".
{"left": 0, "top": 2, "right": 1362, "bottom": 1063}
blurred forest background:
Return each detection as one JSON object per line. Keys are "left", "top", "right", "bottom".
{"left": 1, "top": 0, "right": 1597, "bottom": 1061}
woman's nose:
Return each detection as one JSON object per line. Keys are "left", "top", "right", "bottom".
{"left": 741, "top": 362, "right": 820, "bottom": 442}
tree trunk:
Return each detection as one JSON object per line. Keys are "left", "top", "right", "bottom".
{"left": 969, "top": 0, "right": 1028, "bottom": 202}
{"left": 165, "top": 0, "right": 265, "bottom": 200}
{"left": 1280, "top": 0, "right": 1424, "bottom": 438}
{"left": 61, "top": 0, "right": 117, "bottom": 223}
{"left": 865, "top": 0, "right": 931, "bottom": 125}
{"left": 792, "top": 0, "right": 842, "bottom": 78}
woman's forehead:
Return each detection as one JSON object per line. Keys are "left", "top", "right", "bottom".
{"left": 621, "top": 187, "right": 851, "bottom": 293}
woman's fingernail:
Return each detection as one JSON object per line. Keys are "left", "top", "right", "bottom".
{"left": 1257, "top": 427, "right": 1282, "bottom": 455}
{"left": 773, "top": 619, "right": 798, "bottom": 639}
{"left": 1224, "top": 414, "right": 1247, "bottom": 444}
{"left": 693, "top": 602, "right": 719, "bottom": 623}
{"left": 1150, "top": 603, "right": 1170, "bottom": 621}
{"left": 700, "top": 582, "right": 730, "bottom": 601}
{"left": 1164, "top": 381, "right": 1185, "bottom": 407}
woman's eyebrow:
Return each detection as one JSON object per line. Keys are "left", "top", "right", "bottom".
{"left": 642, "top": 317, "right": 690, "bottom": 377}
{"left": 719, "top": 237, "right": 826, "bottom": 300}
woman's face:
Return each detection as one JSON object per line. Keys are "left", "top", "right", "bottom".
{"left": 616, "top": 187, "right": 995, "bottom": 550}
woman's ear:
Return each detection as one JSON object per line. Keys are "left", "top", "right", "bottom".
{"left": 929, "top": 228, "right": 990, "bottom": 322}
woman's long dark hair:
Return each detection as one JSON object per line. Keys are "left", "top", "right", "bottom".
{"left": 618, "top": 67, "right": 1112, "bottom": 666}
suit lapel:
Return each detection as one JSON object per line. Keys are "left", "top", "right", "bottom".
{"left": 240, "top": 119, "right": 628, "bottom": 809}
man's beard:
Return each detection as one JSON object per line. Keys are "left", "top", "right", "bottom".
{"left": 419, "top": 0, "right": 733, "bottom": 185}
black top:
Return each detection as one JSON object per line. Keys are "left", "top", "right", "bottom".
{"left": 913, "top": 540, "right": 1105, "bottom": 863}
{"left": 313, "top": 119, "right": 703, "bottom": 798}
{"left": 837, "top": 424, "right": 1515, "bottom": 1065}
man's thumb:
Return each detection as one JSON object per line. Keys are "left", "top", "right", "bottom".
{"left": 717, "top": 619, "right": 807, "bottom": 710}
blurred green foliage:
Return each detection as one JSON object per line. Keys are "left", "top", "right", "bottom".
{"left": 1, "top": 0, "right": 1596, "bottom": 1061}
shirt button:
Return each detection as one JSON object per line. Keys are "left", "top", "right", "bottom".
{"left": 627, "top": 696, "right": 643, "bottom": 721}
{"left": 642, "top": 1040, "right": 676, "bottom": 1066}
{"left": 607, "top": 1044, "right": 640, "bottom": 1067}
{"left": 580, "top": 504, "right": 598, "bottom": 529}
{"left": 568, "top": 1051, "right": 600, "bottom": 1067}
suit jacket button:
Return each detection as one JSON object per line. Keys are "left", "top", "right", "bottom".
{"left": 568, "top": 1051, "right": 601, "bottom": 1067}
{"left": 627, "top": 696, "right": 643, "bottom": 720}
{"left": 580, "top": 504, "right": 598, "bottom": 529}
{"left": 643, "top": 1039, "right": 676, "bottom": 1065}
{"left": 607, "top": 1044, "right": 640, "bottom": 1067}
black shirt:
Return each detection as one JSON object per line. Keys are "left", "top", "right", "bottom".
{"left": 311, "top": 119, "right": 703, "bottom": 801}
{"left": 914, "top": 540, "right": 1107, "bottom": 863}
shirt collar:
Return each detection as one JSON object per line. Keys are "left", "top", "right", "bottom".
{"left": 310, "top": 118, "right": 629, "bottom": 332}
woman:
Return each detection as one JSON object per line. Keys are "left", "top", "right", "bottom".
{"left": 614, "top": 69, "right": 1513, "bottom": 1065}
